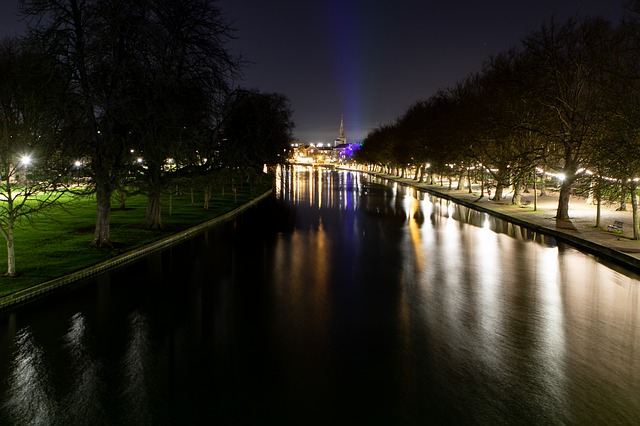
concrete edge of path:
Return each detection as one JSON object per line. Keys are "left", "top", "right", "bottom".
{"left": 0, "top": 189, "right": 273, "bottom": 314}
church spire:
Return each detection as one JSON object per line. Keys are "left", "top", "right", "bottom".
{"left": 335, "top": 114, "right": 347, "bottom": 146}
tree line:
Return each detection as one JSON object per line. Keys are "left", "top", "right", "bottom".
{"left": 0, "top": 0, "right": 295, "bottom": 276}
{"left": 356, "top": 3, "right": 640, "bottom": 239}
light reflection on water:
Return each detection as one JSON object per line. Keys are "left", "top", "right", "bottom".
{"left": 276, "top": 166, "right": 640, "bottom": 423}
{"left": 2, "top": 311, "right": 156, "bottom": 425}
{"left": 0, "top": 165, "right": 639, "bottom": 424}
{"left": 63, "top": 313, "right": 106, "bottom": 423}
{"left": 4, "top": 327, "right": 57, "bottom": 425}
{"left": 121, "top": 311, "right": 154, "bottom": 425}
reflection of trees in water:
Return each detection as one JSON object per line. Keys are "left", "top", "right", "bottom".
{"left": 427, "top": 196, "right": 558, "bottom": 248}
{"left": 360, "top": 182, "right": 395, "bottom": 219}
{"left": 361, "top": 180, "right": 560, "bottom": 248}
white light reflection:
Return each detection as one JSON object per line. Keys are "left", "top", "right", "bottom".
{"left": 275, "top": 164, "right": 282, "bottom": 198}
{"left": 483, "top": 214, "right": 491, "bottom": 229}
{"left": 317, "top": 169, "right": 323, "bottom": 209}
{"left": 63, "top": 313, "right": 106, "bottom": 421}
{"left": 559, "top": 251, "right": 640, "bottom": 384}
{"left": 121, "top": 311, "right": 153, "bottom": 424}
{"left": 475, "top": 219, "right": 505, "bottom": 372}
{"left": 401, "top": 191, "right": 413, "bottom": 222}
{"left": 535, "top": 245, "right": 568, "bottom": 405}
{"left": 4, "top": 327, "right": 58, "bottom": 424}
{"left": 446, "top": 201, "right": 455, "bottom": 218}
{"left": 537, "top": 247, "right": 565, "bottom": 354}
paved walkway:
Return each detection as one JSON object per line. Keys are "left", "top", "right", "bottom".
{"left": 372, "top": 172, "right": 640, "bottom": 274}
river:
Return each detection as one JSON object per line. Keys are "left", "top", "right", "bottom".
{"left": 0, "top": 166, "right": 639, "bottom": 425}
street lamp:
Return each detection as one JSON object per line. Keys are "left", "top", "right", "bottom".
{"left": 20, "top": 155, "right": 31, "bottom": 167}
{"left": 19, "top": 155, "right": 32, "bottom": 186}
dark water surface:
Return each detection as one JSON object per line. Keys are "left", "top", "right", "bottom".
{"left": 1, "top": 166, "right": 639, "bottom": 425}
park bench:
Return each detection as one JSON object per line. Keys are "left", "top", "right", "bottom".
{"left": 608, "top": 220, "right": 624, "bottom": 232}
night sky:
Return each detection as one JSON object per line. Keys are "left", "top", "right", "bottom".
{"left": 0, "top": 0, "right": 627, "bottom": 143}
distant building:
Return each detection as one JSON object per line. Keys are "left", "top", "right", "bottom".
{"left": 288, "top": 114, "right": 359, "bottom": 164}
{"left": 334, "top": 114, "right": 347, "bottom": 146}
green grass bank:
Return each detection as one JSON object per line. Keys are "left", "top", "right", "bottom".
{"left": 0, "top": 182, "right": 272, "bottom": 302}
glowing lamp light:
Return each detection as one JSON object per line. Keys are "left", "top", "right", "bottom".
{"left": 558, "top": 173, "right": 566, "bottom": 182}
{"left": 74, "top": 160, "right": 82, "bottom": 168}
{"left": 20, "top": 155, "right": 32, "bottom": 166}
{"left": 137, "top": 158, "right": 143, "bottom": 164}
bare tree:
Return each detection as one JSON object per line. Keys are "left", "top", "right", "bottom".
{"left": 20, "top": 0, "right": 242, "bottom": 239}
{"left": 125, "top": 0, "right": 241, "bottom": 230}
{"left": 522, "top": 17, "right": 618, "bottom": 220}
{"left": 0, "top": 38, "right": 71, "bottom": 275}
{"left": 20, "top": 0, "right": 144, "bottom": 246}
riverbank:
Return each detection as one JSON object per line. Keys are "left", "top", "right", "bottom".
{"left": 0, "top": 189, "right": 273, "bottom": 313}
{"left": 367, "top": 171, "right": 640, "bottom": 275}
{"left": 6, "top": 167, "right": 637, "bottom": 314}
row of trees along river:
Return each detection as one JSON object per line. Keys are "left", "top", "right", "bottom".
{"left": 355, "top": 3, "right": 640, "bottom": 239}
{"left": 0, "top": 0, "right": 295, "bottom": 276}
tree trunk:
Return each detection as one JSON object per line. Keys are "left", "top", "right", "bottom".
{"left": 595, "top": 190, "right": 601, "bottom": 228}
{"left": 619, "top": 185, "right": 627, "bottom": 211}
{"left": 512, "top": 181, "right": 522, "bottom": 205}
{"left": 533, "top": 174, "right": 537, "bottom": 211}
{"left": 144, "top": 188, "right": 163, "bottom": 230}
{"left": 556, "top": 179, "right": 572, "bottom": 220}
{"left": 117, "top": 190, "right": 126, "bottom": 209}
{"left": 204, "top": 186, "right": 210, "bottom": 210}
{"left": 540, "top": 171, "right": 547, "bottom": 196}
{"left": 5, "top": 219, "right": 15, "bottom": 276}
{"left": 92, "top": 184, "right": 112, "bottom": 247}
{"left": 143, "top": 166, "right": 163, "bottom": 230}
{"left": 586, "top": 180, "right": 594, "bottom": 205}
{"left": 495, "top": 183, "right": 504, "bottom": 201}
{"left": 632, "top": 184, "right": 639, "bottom": 240}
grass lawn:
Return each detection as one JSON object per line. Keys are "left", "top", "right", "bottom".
{"left": 0, "top": 182, "right": 271, "bottom": 296}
